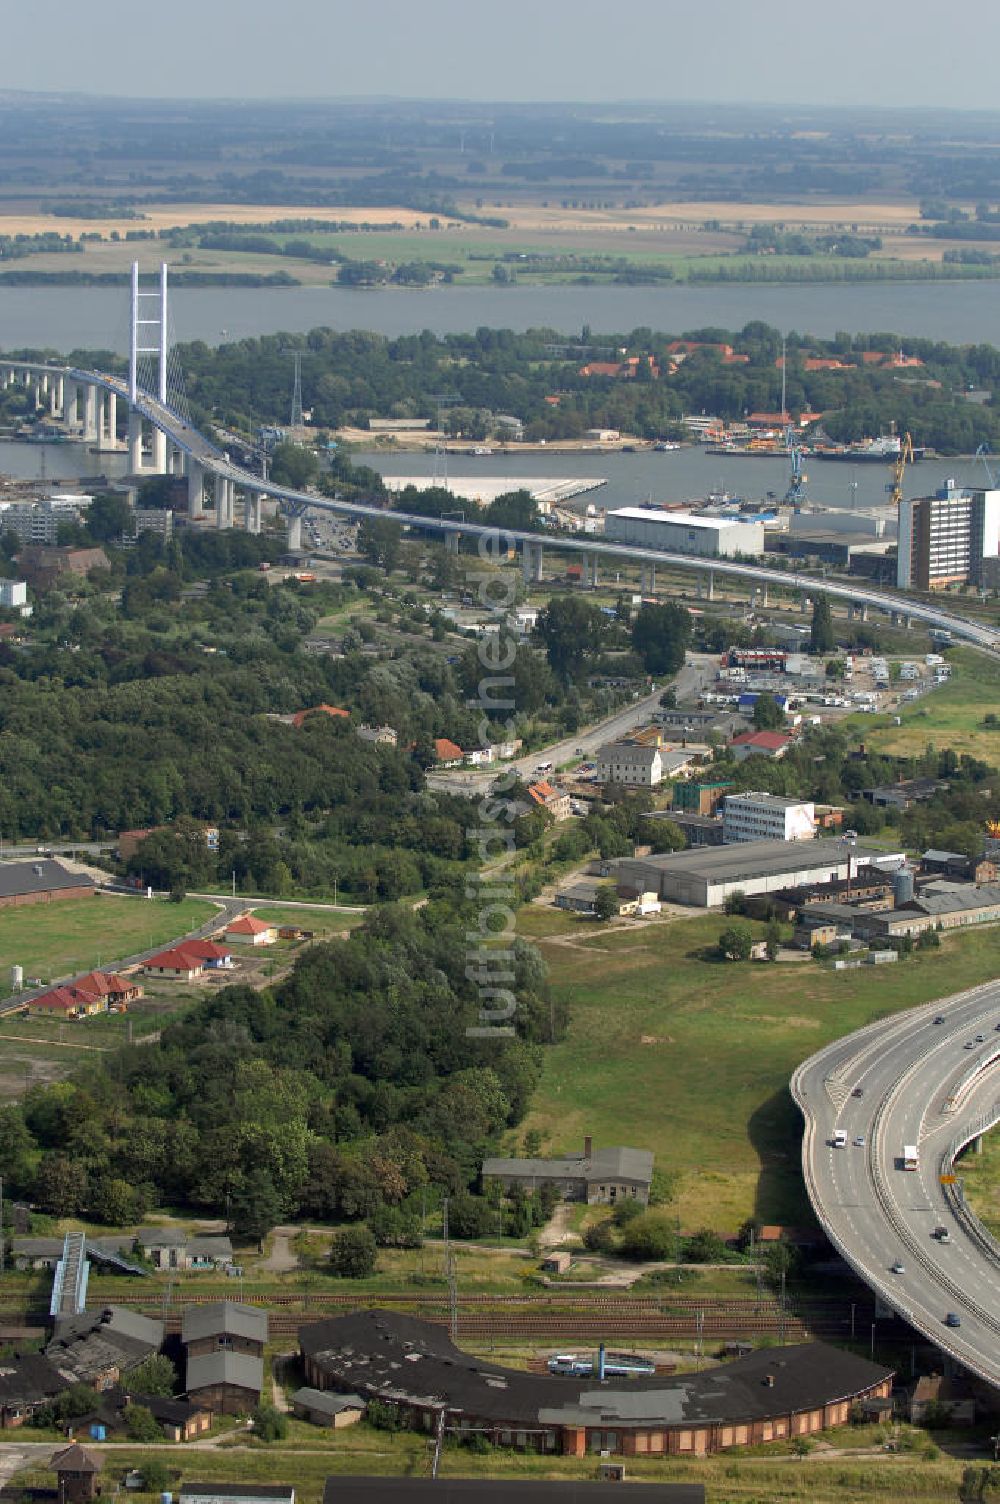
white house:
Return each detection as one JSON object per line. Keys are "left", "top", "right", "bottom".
{"left": 595, "top": 741, "right": 663, "bottom": 788}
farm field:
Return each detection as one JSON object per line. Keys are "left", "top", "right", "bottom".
{"left": 515, "top": 912, "right": 1000, "bottom": 1234}
{"left": 0, "top": 895, "right": 216, "bottom": 997}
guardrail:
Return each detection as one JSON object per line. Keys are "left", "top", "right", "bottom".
{"left": 939, "top": 1101, "right": 1000, "bottom": 1269}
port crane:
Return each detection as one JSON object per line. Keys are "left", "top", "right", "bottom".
{"left": 783, "top": 425, "right": 807, "bottom": 506}
{"left": 975, "top": 443, "right": 997, "bottom": 487}
{"left": 887, "top": 431, "right": 915, "bottom": 508}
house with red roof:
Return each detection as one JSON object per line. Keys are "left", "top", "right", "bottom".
{"left": 527, "top": 781, "right": 571, "bottom": 822}
{"left": 144, "top": 939, "right": 233, "bottom": 980}
{"left": 290, "top": 704, "right": 350, "bottom": 729}
{"left": 731, "top": 730, "right": 792, "bottom": 762}
{"left": 30, "top": 970, "right": 142, "bottom": 1019}
{"left": 433, "top": 738, "right": 464, "bottom": 766}
{"left": 224, "top": 915, "right": 277, "bottom": 947}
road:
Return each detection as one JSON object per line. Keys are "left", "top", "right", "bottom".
{"left": 427, "top": 654, "right": 714, "bottom": 796}
{"left": 792, "top": 981, "right": 1000, "bottom": 1389}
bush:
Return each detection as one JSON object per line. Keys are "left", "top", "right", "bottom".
{"left": 252, "top": 1403, "right": 288, "bottom": 1442}
{"left": 125, "top": 1404, "right": 163, "bottom": 1442}
{"left": 613, "top": 1198, "right": 644, "bottom": 1227}
{"left": 140, "top": 1460, "right": 171, "bottom": 1492}
{"left": 329, "top": 1225, "right": 378, "bottom": 1279}
{"left": 583, "top": 1218, "right": 617, "bottom": 1254}
{"left": 619, "top": 1212, "right": 679, "bottom": 1262}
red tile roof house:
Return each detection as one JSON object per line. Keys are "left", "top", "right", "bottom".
{"left": 31, "top": 971, "right": 142, "bottom": 1020}
{"left": 144, "top": 940, "right": 233, "bottom": 981}
{"left": 223, "top": 915, "right": 277, "bottom": 947}
{"left": 290, "top": 704, "right": 350, "bottom": 729}
{"left": 433, "top": 738, "right": 464, "bottom": 767}
{"left": 731, "top": 730, "right": 793, "bottom": 763}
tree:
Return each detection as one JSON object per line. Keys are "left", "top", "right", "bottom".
{"left": 229, "top": 1169, "right": 283, "bottom": 1250}
{"left": 765, "top": 919, "right": 782, "bottom": 961}
{"left": 329, "top": 1224, "right": 378, "bottom": 1279}
{"left": 128, "top": 1353, "right": 177, "bottom": 1397}
{"left": 251, "top": 1403, "right": 288, "bottom": 1442}
{"left": 630, "top": 603, "right": 691, "bottom": 676}
{"left": 269, "top": 442, "right": 319, "bottom": 490}
{"left": 86, "top": 492, "right": 132, "bottom": 542}
{"left": 140, "top": 1460, "right": 171, "bottom": 1493}
{"left": 684, "top": 1227, "right": 730, "bottom": 1263}
{"left": 810, "top": 595, "right": 835, "bottom": 654}
{"left": 126, "top": 1404, "right": 164, "bottom": 1442}
{"left": 593, "top": 885, "right": 619, "bottom": 922}
{"left": 358, "top": 517, "right": 402, "bottom": 571}
{"left": 752, "top": 693, "right": 784, "bottom": 730}
{"left": 583, "top": 1218, "right": 617, "bottom": 1253}
{"left": 536, "top": 596, "right": 606, "bottom": 680}
{"left": 718, "top": 925, "right": 753, "bottom": 961}
{"left": 619, "top": 1212, "right": 679, "bottom": 1261}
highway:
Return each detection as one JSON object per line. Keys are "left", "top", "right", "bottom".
{"left": 10, "top": 359, "right": 1000, "bottom": 655}
{"left": 792, "top": 983, "right": 1000, "bottom": 1388}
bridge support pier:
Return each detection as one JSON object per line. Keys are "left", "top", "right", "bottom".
{"left": 95, "top": 391, "right": 118, "bottom": 451}
{"left": 697, "top": 570, "right": 715, "bottom": 602}
{"left": 445, "top": 529, "right": 461, "bottom": 555}
{"left": 187, "top": 462, "right": 206, "bottom": 520}
{"left": 214, "top": 474, "right": 234, "bottom": 530}
{"left": 82, "top": 384, "right": 98, "bottom": 444}
{"left": 49, "top": 376, "right": 61, "bottom": 417}
{"left": 63, "top": 380, "right": 79, "bottom": 431}
{"left": 286, "top": 512, "right": 303, "bottom": 552}
{"left": 849, "top": 603, "right": 870, "bottom": 623}
{"left": 245, "top": 493, "right": 262, "bottom": 534}
{"left": 587, "top": 553, "right": 599, "bottom": 588}
{"left": 521, "top": 540, "right": 544, "bottom": 583}
{"left": 127, "top": 410, "right": 144, "bottom": 472}
{"left": 640, "top": 563, "right": 656, "bottom": 596}
{"left": 150, "top": 427, "right": 168, "bottom": 474}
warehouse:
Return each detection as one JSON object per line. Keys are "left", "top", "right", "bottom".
{"left": 0, "top": 859, "right": 95, "bottom": 910}
{"left": 604, "top": 508, "right": 764, "bottom": 559}
{"left": 300, "top": 1311, "right": 892, "bottom": 1459}
{"left": 617, "top": 839, "right": 902, "bottom": 908}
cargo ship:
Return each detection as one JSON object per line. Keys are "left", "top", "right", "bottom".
{"left": 813, "top": 435, "right": 924, "bottom": 462}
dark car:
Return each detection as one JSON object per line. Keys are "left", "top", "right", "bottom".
{"left": 851, "top": 1087, "right": 864, "bottom": 1098}
{"left": 945, "top": 1313, "right": 962, "bottom": 1328}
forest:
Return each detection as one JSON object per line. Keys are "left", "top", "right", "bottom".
{"left": 0, "top": 904, "right": 561, "bottom": 1237}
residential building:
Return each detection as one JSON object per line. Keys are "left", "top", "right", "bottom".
{"left": 144, "top": 940, "right": 233, "bottom": 980}
{"left": 595, "top": 741, "right": 663, "bottom": 787}
{"left": 553, "top": 880, "right": 601, "bottom": 915}
{"left": 223, "top": 916, "right": 277, "bottom": 947}
{"left": 0, "top": 1352, "right": 70, "bottom": 1428}
{"left": 731, "top": 730, "right": 792, "bottom": 762}
{"left": 0, "top": 579, "right": 27, "bottom": 610}
{"left": 1, "top": 498, "right": 87, "bottom": 546}
{"left": 483, "top": 1136, "right": 653, "bottom": 1205}
{"left": 356, "top": 724, "right": 398, "bottom": 747}
{"left": 291, "top": 1388, "right": 366, "bottom": 1428}
{"left": 433, "top": 737, "right": 464, "bottom": 766}
{"left": 300, "top": 1312, "right": 892, "bottom": 1458}
{"left": 896, "top": 481, "right": 1000, "bottom": 590}
{"left": 0, "top": 860, "right": 95, "bottom": 910}
{"left": 655, "top": 708, "right": 743, "bottom": 740}
{"left": 605, "top": 508, "right": 764, "bottom": 559}
{"left": 133, "top": 507, "right": 174, "bottom": 539}
{"left": 722, "top": 793, "right": 815, "bottom": 844}
{"left": 528, "top": 781, "right": 571, "bottom": 821}
{"left": 289, "top": 704, "right": 349, "bottom": 729}
{"left": 616, "top": 839, "right": 902, "bottom": 909}
{"left": 31, "top": 971, "right": 141, "bottom": 1019}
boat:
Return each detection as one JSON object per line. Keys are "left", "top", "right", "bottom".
{"left": 653, "top": 440, "right": 681, "bottom": 452}
{"left": 813, "top": 435, "right": 924, "bottom": 463}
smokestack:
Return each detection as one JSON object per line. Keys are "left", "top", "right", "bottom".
{"left": 584, "top": 1135, "right": 593, "bottom": 1159}
{"left": 598, "top": 1344, "right": 606, "bottom": 1383}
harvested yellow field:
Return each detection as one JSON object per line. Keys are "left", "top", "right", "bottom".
{"left": 0, "top": 201, "right": 433, "bottom": 237}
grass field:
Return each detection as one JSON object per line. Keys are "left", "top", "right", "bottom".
{"left": 247, "top": 905, "right": 362, "bottom": 937}
{"left": 954, "top": 1131, "right": 1000, "bottom": 1237}
{"left": 515, "top": 913, "right": 1000, "bottom": 1234}
{"left": 853, "top": 647, "right": 1000, "bottom": 761}
{"left": 0, "top": 895, "right": 216, "bottom": 997}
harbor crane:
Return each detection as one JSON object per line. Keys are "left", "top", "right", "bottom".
{"left": 887, "top": 431, "right": 915, "bottom": 509}
{"left": 783, "top": 424, "right": 807, "bottom": 506}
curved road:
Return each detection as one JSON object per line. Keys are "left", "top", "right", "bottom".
{"left": 9, "top": 359, "right": 1000, "bottom": 653}
{"left": 793, "top": 982, "right": 1000, "bottom": 1388}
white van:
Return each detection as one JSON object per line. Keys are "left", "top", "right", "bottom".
{"left": 832, "top": 1129, "right": 848, "bottom": 1148}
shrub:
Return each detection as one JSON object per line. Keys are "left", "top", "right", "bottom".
{"left": 251, "top": 1403, "right": 288, "bottom": 1442}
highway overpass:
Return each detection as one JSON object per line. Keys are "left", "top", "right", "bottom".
{"left": 793, "top": 984, "right": 1000, "bottom": 1389}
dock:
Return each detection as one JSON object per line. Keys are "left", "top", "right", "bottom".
{"left": 381, "top": 475, "right": 606, "bottom": 506}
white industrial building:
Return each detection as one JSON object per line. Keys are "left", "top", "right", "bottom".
{"left": 0, "top": 579, "right": 27, "bottom": 609}
{"left": 604, "top": 508, "right": 764, "bottom": 559}
{"left": 617, "top": 838, "right": 903, "bottom": 908}
{"left": 722, "top": 792, "right": 816, "bottom": 844}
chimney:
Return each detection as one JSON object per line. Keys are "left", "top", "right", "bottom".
{"left": 584, "top": 1136, "right": 593, "bottom": 1160}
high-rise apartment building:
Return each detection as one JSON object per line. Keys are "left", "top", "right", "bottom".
{"left": 897, "top": 482, "right": 1000, "bottom": 590}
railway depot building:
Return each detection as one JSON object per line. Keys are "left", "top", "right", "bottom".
{"left": 299, "top": 1312, "right": 892, "bottom": 1458}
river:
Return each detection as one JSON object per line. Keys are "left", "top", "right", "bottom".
{"left": 4, "top": 279, "right": 1000, "bottom": 353}
{"left": 2, "top": 431, "right": 988, "bottom": 514}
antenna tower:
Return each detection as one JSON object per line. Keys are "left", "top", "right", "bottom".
{"left": 290, "top": 352, "right": 304, "bottom": 430}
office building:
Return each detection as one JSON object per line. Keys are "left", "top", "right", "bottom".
{"left": 722, "top": 793, "right": 815, "bottom": 844}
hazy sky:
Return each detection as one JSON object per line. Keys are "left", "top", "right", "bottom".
{"left": 3, "top": 0, "right": 997, "bottom": 110}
